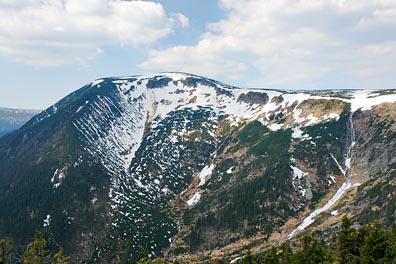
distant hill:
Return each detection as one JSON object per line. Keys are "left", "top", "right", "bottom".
{"left": 0, "top": 107, "right": 40, "bottom": 137}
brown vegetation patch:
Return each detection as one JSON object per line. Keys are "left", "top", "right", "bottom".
{"left": 298, "top": 99, "right": 347, "bottom": 121}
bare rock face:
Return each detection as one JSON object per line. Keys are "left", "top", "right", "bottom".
{"left": 294, "top": 101, "right": 396, "bottom": 252}
{"left": 237, "top": 91, "right": 269, "bottom": 105}
{"left": 352, "top": 102, "right": 396, "bottom": 182}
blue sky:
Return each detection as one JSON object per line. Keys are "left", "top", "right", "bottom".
{"left": 0, "top": 0, "right": 395, "bottom": 109}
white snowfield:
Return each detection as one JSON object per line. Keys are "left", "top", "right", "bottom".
{"left": 350, "top": 90, "right": 396, "bottom": 112}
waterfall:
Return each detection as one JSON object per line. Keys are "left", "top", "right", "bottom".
{"left": 287, "top": 112, "right": 356, "bottom": 240}
{"left": 345, "top": 114, "right": 355, "bottom": 180}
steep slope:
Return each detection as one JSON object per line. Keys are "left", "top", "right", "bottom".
{"left": 0, "top": 107, "right": 40, "bottom": 137}
{"left": 0, "top": 73, "right": 395, "bottom": 263}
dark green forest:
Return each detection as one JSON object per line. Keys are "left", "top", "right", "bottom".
{"left": 235, "top": 217, "right": 396, "bottom": 264}
{"left": 2, "top": 216, "right": 396, "bottom": 263}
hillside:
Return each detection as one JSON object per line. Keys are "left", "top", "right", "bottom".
{"left": 0, "top": 73, "right": 395, "bottom": 263}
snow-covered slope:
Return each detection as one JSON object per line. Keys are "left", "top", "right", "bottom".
{"left": 66, "top": 73, "right": 396, "bottom": 178}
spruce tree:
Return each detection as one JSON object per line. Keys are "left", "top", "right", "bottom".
{"left": 337, "top": 216, "right": 358, "bottom": 263}
{"left": 21, "top": 231, "right": 69, "bottom": 264}
{"left": 0, "top": 241, "right": 10, "bottom": 264}
{"left": 260, "top": 246, "right": 279, "bottom": 264}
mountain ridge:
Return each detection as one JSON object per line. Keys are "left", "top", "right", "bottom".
{"left": 0, "top": 72, "right": 396, "bottom": 263}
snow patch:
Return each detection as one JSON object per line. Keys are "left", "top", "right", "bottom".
{"left": 330, "top": 154, "right": 346, "bottom": 176}
{"left": 288, "top": 181, "right": 352, "bottom": 239}
{"left": 268, "top": 123, "right": 283, "bottom": 131}
{"left": 199, "top": 164, "right": 214, "bottom": 186}
{"left": 76, "top": 105, "right": 84, "bottom": 113}
{"left": 51, "top": 169, "right": 58, "bottom": 183}
{"left": 187, "top": 192, "right": 201, "bottom": 206}
{"left": 91, "top": 79, "right": 104, "bottom": 87}
{"left": 51, "top": 168, "right": 66, "bottom": 189}
{"left": 323, "top": 112, "right": 340, "bottom": 121}
{"left": 43, "top": 214, "right": 51, "bottom": 227}
{"left": 293, "top": 108, "right": 305, "bottom": 124}
{"left": 345, "top": 157, "right": 351, "bottom": 169}
{"left": 305, "top": 114, "right": 318, "bottom": 126}
{"left": 291, "top": 165, "right": 310, "bottom": 197}
{"left": 292, "top": 127, "right": 304, "bottom": 139}
{"left": 230, "top": 256, "right": 243, "bottom": 263}
{"left": 292, "top": 127, "right": 311, "bottom": 140}
{"left": 291, "top": 166, "right": 308, "bottom": 180}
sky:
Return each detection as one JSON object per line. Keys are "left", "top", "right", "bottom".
{"left": 0, "top": 0, "right": 395, "bottom": 109}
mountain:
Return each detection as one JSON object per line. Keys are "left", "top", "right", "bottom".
{"left": 0, "top": 73, "right": 395, "bottom": 263}
{"left": 0, "top": 107, "right": 40, "bottom": 138}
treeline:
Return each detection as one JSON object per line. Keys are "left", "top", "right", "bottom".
{"left": 237, "top": 216, "right": 396, "bottom": 264}
{"left": 4, "top": 217, "right": 396, "bottom": 263}
{"left": 137, "top": 217, "right": 396, "bottom": 264}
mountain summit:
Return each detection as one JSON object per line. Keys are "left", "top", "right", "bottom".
{"left": 1, "top": 73, "right": 396, "bottom": 263}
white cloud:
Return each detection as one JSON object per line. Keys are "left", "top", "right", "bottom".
{"left": 171, "top": 13, "right": 189, "bottom": 28}
{"left": 0, "top": 0, "right": 187, "bottom": 65}
{"left": 141, "top": 0, "right": 396, "bottom": 88}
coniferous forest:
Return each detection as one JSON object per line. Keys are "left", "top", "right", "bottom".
{"left": 136, "top": 217, "right": 396, "bottom": 264}
{"left": 0, "top": 211, "right": 396, "bottom": 264}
